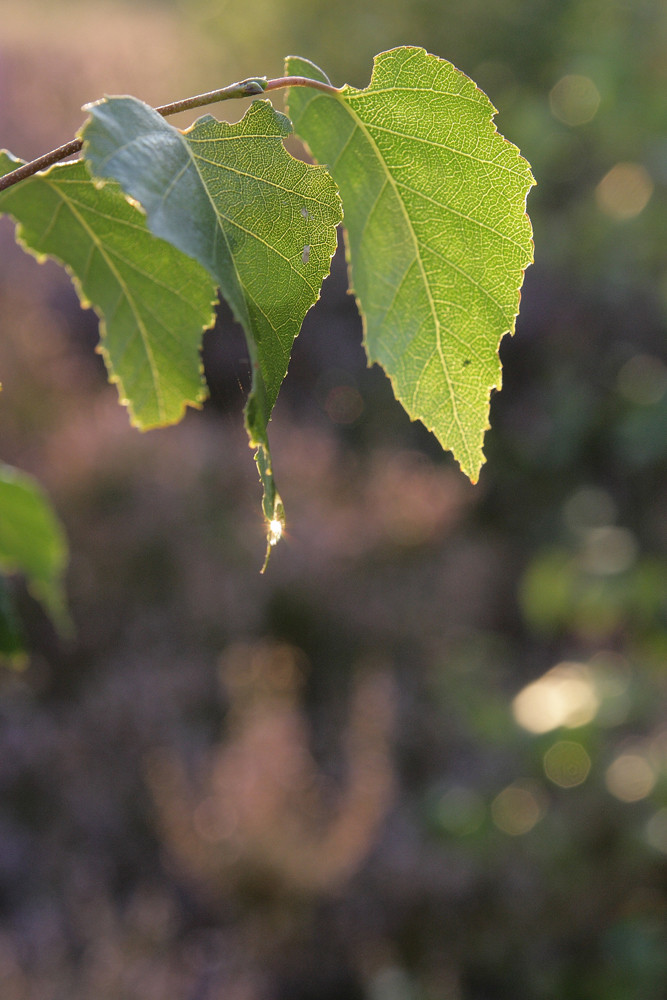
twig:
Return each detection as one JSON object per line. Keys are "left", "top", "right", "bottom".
{"left": 0, "top": 75, "right": 340, "bottom": 193}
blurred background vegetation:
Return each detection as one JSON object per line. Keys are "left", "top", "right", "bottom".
{"left": 1, "top": 0, "right": 667, "bottom": 996}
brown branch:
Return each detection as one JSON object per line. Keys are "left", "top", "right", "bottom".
{"left": 0, "top": 74, "right": 340, "bottom": 194}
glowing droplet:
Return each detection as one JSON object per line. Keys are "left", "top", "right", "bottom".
{"left": 268, "top": 519, "right": 283, "bottom": 545}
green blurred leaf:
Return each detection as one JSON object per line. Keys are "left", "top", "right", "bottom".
{"left": 0, "top": 153, "right": 217, "bottom": 429}
{"left": 520, "top": 543, "right": 667, "bottom": 642}
{"left": 82, "top": 98, "right": 342, "bottom": 552}
{"left": 0, "top": 576, "right": 26, "bottom": 668}
{"left": 286, "top": 47, "right": 535, "bottom": 480}
{"left": 0, "top": 463, "right": 69, "bottom": 635}
{"left": 519, "top": 547, "right": 577, "bottom": 635}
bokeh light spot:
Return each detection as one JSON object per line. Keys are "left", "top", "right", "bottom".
{"left": 595, "top": 162, "right": 654, "bottom": 220}
{"left": 605, "top": 753, "right": 656, "bottom": 802}
{"left": 646, "top": 808, "right": 667, "bottom": 854}
{"left": 543, "top": 740, "right": 591, "bottom": 788}
{"left": 580, "top": 526, "right": 638, "bottom": 576}
{"left": 512, "top": 662, "right": 599, "bottom": 734}
{"left": 268, "top": 519, "right": 283, "bottom": 545}
{"left": 491, "top": 782, "right": 544, "bottom": 835}
{"left": 325, "top": 385, "right": 364, "bottom": 425}
{"left": 563, "top": 487, "right": 616, "bottom": 533}
{"left": 370, "top": 966, "right": 415, "bottom": 1000}
{"left": 617, "top": 354, "right": 667, "bottom": 406}
{"left": 549, "top": 74, "right": 601, "bottom": 126}
{"left": 434, "top": 786, "right": 485, "bottom": 836}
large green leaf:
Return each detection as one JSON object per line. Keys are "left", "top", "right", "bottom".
{"left": 0, "top": 153, "right": 217, "bottom": 429}
{"left": 82, "top": 98, "right": 342, "bottom": 555}
{"left": 0, "top": 462, "right": 69, "bottom": 634}
{"left": 286, "top": 47, "right": 535, "bottom": 480}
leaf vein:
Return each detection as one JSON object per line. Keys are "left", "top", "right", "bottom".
{"left": 45, "top": 179, "right": 166, "bottom": 417}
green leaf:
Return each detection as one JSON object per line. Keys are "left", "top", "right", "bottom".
{"left": 81, "top": 98, "right": 342, "bottom": 558}
{"left": 0, "top": 576, "right": 26, "bottom": 669}
{"left": 286, "top": 47, "right": 535, "bottom": 481}
{"left": 0, "top": 152, "right": 217, "bottom": 429}
{"left": 0, "top": 463, "right": 70, "bottom": 634}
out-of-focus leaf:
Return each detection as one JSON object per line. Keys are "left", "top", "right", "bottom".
{"left": 0, "top": 576, "right": 26, "bottom": 668}
{"left": 0, "top": 463, "right": 69, "bottom": 634}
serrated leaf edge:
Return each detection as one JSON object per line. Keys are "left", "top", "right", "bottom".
{"left": 287, "top": 48, "right": 535, "bottom": 482}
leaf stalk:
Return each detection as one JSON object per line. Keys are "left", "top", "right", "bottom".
{"left": 0, "top": 75, "right": 340, "bottom": 193}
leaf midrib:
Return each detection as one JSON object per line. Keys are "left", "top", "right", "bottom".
{"left": 51, "top": 185, "right": 212, "bottom": 310}
{"left": 43, "top": 176, "right": 166, "bottom": 420}
{"left": 178, "top": 125, "right": 291, "bottom": 409}
{"left": 333, "top": 91, "right": 471, "bottom": 467}
{"left": 175, "top": 129, "right": 254, "bottom": 338}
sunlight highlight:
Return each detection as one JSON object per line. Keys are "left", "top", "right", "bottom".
{"left": 512, "top": 662, "right": 599, "bottom": 734}
{"left": 605, "top": 753, "right": 655, "bottom": 802}
{"left": 268, "top": 518, "right": 283, "bottom": 546}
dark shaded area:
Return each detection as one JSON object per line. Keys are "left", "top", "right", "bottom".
{"left": 1, "top": 1, "right": 667, "bottom": 997}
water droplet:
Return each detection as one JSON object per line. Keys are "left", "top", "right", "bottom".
{"left": 268, "top": 519, "right": 283, "bottom": 546}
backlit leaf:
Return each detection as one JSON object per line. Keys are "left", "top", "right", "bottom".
{"left": 82, "top": 98, "right": 342, "bottom": 558}
{"left": 287, "top": 47, "right": 535, "bottom": 480}
{"left": 0, "top": 153, "right": 217, "bottom": 429}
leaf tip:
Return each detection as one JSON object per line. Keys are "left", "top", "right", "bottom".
{"left": 465, "top": 464, "right": 482, "bottom": 486}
